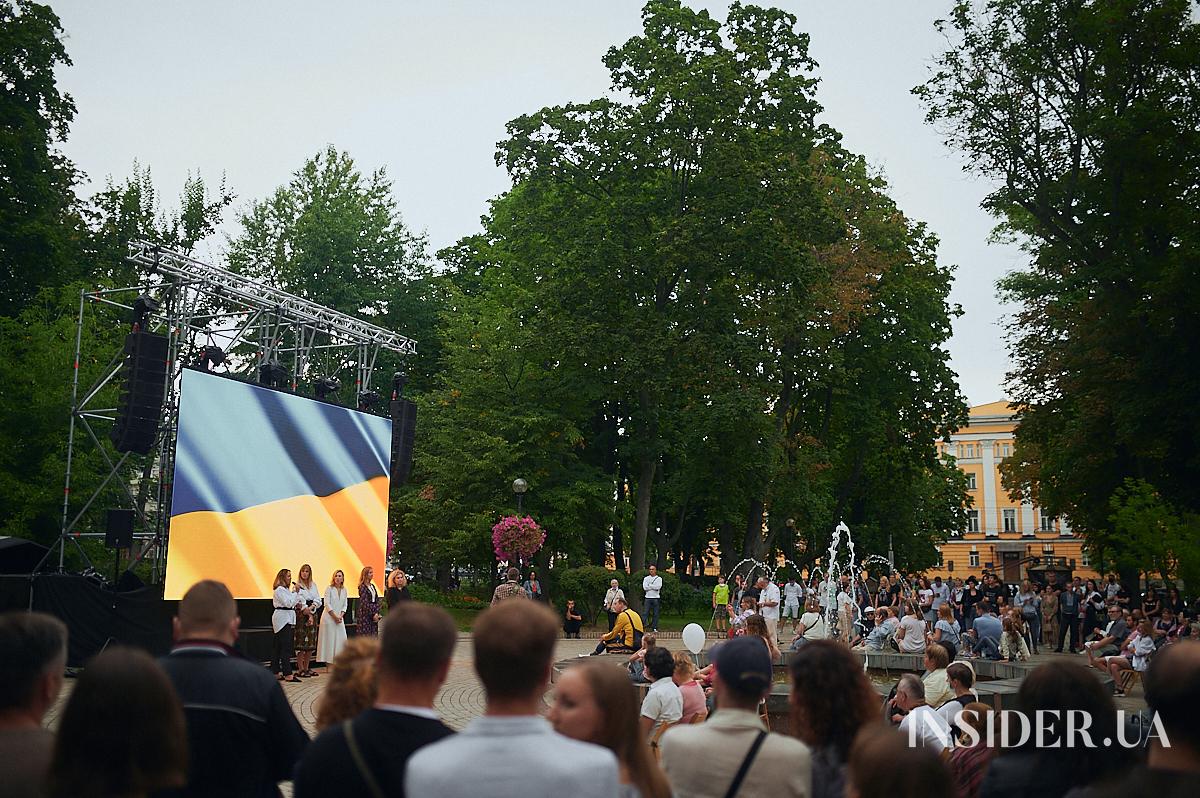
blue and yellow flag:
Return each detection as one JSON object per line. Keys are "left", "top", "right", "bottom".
{"left": 164, "top": 369, "right": 391, "bottom": 599}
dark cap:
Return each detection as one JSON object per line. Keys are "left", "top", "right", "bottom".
{"left": 713, "top": 635, "right": 773, "bottom": 694}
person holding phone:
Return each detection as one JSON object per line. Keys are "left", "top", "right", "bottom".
{"left": 271, "top": 568, "right": 304, "bottom": 682}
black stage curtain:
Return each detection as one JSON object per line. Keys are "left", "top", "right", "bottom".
{"left": 29, "top": 575, "right": 173, "bottom": 667}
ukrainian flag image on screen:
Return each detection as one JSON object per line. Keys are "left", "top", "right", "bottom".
{"left": 164, "top": 369, "right": 391, "bottom": 599}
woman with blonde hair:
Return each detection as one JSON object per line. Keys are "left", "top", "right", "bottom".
{"left": 318, "top": 569, "right": 349, "bottom": 668}
{"left": 548, "top": 660, "right": 672, "bottom": 798}
{"left": 315, "top": 637, "right": 380, "bottom": 731}
{"left": 271, "top": 567, "right": 304, "bottom": 681}
{"left": 293, "top": 563, "right": 322, "bottom": 677}
{"left": 357, "top": 565, "right": 381, "bottom": 638}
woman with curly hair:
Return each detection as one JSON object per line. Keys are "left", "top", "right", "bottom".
{"left": 315, "top": 637, "right": 381, "bottom": 731}
{"left": 790, "top": 640, "right": 881, "bottom": 798}
{"left": 548, "top": 659, "right": 671, "bottom": 798}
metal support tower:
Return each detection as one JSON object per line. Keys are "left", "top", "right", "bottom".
{"left": 40, "top": 241, "right": 416, "bottom": 583}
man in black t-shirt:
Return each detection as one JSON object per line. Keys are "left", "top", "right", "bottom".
{"left": 294, "top": 603, "right": 458, "bottom": 798}
{"left": 981, "top": 573, "right": 1005, "bottom": 609}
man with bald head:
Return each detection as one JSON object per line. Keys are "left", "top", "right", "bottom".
{"left": 159, "top": 579, "right": 308, "bottom": 797}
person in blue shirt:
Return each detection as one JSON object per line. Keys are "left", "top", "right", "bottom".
{"left": 964, "top": 600, "right": 1003, "bottom": 659}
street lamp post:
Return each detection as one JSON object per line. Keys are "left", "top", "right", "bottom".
{"left": 512, "top": 478, "right": 528, "bottom": 514}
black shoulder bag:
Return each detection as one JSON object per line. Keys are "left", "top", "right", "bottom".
{"left": 722, "top": 730, "right": 768, "bottom": 798}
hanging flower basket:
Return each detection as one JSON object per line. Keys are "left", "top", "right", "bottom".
{"left": 492, "top": 515, "right": 546, "bottom": 562}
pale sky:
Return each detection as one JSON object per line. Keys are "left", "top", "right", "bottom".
{"left": 51, "top": 0, "right": 1022, "bottom": 406}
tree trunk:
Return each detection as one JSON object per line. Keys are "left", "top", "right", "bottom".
{"left": 612, "top": 458, "right": 628, "bottom": 571}
{"left": 743, "top": 497, "right": 766, "bottom": 561}
{"left": 631, "top": 454, "right": 656, "bottom": 574}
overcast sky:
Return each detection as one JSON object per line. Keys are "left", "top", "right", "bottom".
{"left": 51, "top": 0, "right": 1022, "bottom": 406}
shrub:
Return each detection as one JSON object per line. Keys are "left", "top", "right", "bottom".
{"left": 556, "top": 566, "right": 629, "bottom": 625}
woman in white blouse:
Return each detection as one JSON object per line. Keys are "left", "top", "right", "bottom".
{"left": 271, "top": 568, "right": 305, "bottom": 682}
{"left": 293, "top": 563, "right": 323, "bottom": 677}
{"left": 317, "top": 569, "right": 349, "bottom": 668}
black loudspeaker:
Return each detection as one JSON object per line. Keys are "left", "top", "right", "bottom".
{"left": 105, "top": 509, "right": 135, "bottom": 549}
{"left": 110, "top": 332, "right": 169, "bottom": 454}
{"left": 390, "top": 398, "right": 417, "bottom": 483}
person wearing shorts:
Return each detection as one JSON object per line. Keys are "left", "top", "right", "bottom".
{"left": 782, "top": 577, "right": 803, "bottom": 633}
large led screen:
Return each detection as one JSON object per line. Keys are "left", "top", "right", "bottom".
{"left": 164, "top": 369, "right": 391, "bottom": 599}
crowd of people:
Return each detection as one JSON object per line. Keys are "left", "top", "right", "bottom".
{"left": 5, "top": 592, "right": 1197, "bottom": 798}
{"left": 2, "top": 568, "right": 1198, "bottom": 798}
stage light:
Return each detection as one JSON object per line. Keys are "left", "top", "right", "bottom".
{"left": 358, "top": 389, "right": 381, "bottom": 410}
{"left": 315, "top": 376, "right": 341, "bottom": 401}
{"left": 198, "top": 345, "right": 226, "bottom": 371}
{"left": 131, "top": 293, "right": 160, "bottom": 330}
{"left": 258, "top": 359, "right": 289, "bottom": 389}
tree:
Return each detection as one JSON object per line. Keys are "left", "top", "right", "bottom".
{"left": 227, "top": 145, "right": 436, "bottom": 398}
{"left": 1107, "top": 479, "right": 1200, "bottom": 589}
{"left": 0, "top": 0, "right": 82, "bottom": 315}
{"left": 414, "top": 1, "right": 968, "bottom": 580}
{"left": 917, "top": 0, "right": 1200, "bottom": 565}
{"left": 0, "top": 169, "right": 231, "bottom": 545}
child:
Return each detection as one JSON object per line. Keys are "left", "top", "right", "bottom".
{"left": 712, "top": 576, "right": 730, "bottom": 634}
{"left": 672, "top": 651, "right": 708, "bottom": 724}
{"left": 727, "top": 596, "right": 756, "bottom": 636}
{"left": 999, "top": 616, "right": 1030, "bottom": 662}
{"left": 626, "top": 633, "right": 657, "bottom": 682}
{"left": 639, "top": 646, "right": 683, "bottom": 742}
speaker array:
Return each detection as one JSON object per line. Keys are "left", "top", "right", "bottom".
{"left": 109, "top": 331, "right": 169, "bottom": 454}
{"left": 391, "top": 397, "right": 417, "bottom": 483}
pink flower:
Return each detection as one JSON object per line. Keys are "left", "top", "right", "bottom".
{"left": 491, "top": 515, "right": 546, "bottom": 561}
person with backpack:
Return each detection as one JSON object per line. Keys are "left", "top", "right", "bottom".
{"left": 590, "top": 597, "right": 645, "bottom": 654}
{"left": 1057, "top": 584, "right": 1081, "bottom": 653}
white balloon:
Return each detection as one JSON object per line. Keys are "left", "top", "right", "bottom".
{"left": 681, "top": 623, "right": 706, "bottom": 654}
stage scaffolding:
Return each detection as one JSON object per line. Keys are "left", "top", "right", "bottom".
{"left": 45, "top": 240, "right": 417, "bottom": 582}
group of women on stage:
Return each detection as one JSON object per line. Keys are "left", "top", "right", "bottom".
{"left": 270, "top": 564, "right": 409, "bottom": 682}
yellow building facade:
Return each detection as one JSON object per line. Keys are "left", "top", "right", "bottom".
{"left": 928, "top": 401, "right": 1100, "bottom": 584}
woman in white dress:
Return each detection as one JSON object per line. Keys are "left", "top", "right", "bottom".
{"left": 317, "top": 569, "right": 349, "bottom": 669}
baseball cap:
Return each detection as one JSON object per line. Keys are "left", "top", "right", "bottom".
{"left": 712, "top": 635, "right": 773, "bottom": 694}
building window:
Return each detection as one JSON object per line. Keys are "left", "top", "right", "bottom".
{"left": 969, "top": 550, "right": 980, "bottom": 568}
{"left": 1043, "top": 543, "right": 1054, "bottom": 555}
{"left": 936, "top": 547, "right": 944, "bottom": 567}
{"left": 1003, "top": 509, "right": 1017, "bottom": 533}
{"left": 1040, "top": 514, "right": 1056, "bottom": 532}
{"left": 966, "top": 473, "right": 977, "bottom": 491}
{"left": 1001, "top": 443, "right": 1012, "bottom": 457}
{"left": 966, "top": 510, "right": 980, "bottom": 533}
{"left": 1081, "top": 548, "right": 1091, "bottom": 567}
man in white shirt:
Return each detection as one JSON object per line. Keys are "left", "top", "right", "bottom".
{"left": 643, "top": 565, "right": 663, "bottom": 633}
{"left": 757, "top": 577, "right": 781, "bottom": 641}
{"left": 639, "top": 646, "right": 683, "bottom": 741}
{"left": 782, "top": 578, "right": 803, "bottom": 634}
{"left": 406, "top": 601, "right": 618, "bottom": 798}
{"left": 891, "top": 673, "right": 952, "bottom": 752}
{"left": 931, "top": 576, "right": 950, "bottom": 612}
{"left": 660, "top": 636, "right": 812, "bottom": 797}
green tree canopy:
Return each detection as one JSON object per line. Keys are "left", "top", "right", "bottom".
{"left": 917, "top": 0, "right": 1200, "bottom": 575}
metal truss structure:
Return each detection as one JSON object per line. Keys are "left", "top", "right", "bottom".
{"left": 43, "top": 241, "right": 416, "bottom": 582}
